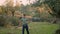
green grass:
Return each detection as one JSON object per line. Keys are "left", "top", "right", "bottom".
{"left": 0, "top": 22, "right": 59, "bottom": 34}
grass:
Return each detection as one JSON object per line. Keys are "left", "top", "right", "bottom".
{"left": 0, "top": 22, "right": 59, "bottom": 34}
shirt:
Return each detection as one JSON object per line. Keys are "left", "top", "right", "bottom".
{"left": 20, "top": 17, "right": 28, "bottom": 26}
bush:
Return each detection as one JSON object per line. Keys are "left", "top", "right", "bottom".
{"left": 0, "top": 15, "right": 19, "bottom": 27}
{"left": 0, "top": 15, "right": 7, "bottom": 26}
{"left": 9, "top": 17, "right": 19, "bottom": 26}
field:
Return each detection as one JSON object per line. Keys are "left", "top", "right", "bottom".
{"left": 0, "top": 22, "right": 59, "bottom": 34}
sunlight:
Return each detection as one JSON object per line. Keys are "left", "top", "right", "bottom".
{"left": 0, "top": 0, "right": 37, "bottom": 6}
{"left": 0, "top": 0, "right": 5, "bottom": 5}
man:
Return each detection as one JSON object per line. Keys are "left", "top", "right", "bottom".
{"left": 20, "top": 14, "right": 29, "bottom": 34}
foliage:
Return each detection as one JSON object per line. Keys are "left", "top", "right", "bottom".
{"left": 44, "top": 0, "right": 60, "bottom": 18}
{"left": 32, "top": 0, "right": 41, "bottom": 7}
{"left": 0, "top": 15, "right": 19, "bottom": 27}
{"left": 33, "top": 10, "right": 40, "bottom": 17}
{"left": 9, "top": 17, "right": 19, "bottom": 26}
{"left": 0, "top": 15, "right": 6, "bottom": 26}
{"left": 0, "top": 15, "right": 10, "bottom": 26}
{"left": 32, "top": 0, "right": 60, "bottom": 18}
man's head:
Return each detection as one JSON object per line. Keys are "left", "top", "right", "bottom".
{"left": 23, "top": 14, "right": 26, "bottom": 17}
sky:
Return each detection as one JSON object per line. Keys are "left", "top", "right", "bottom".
{"left": 0, "top": 0, "right": 5, "bottom": 5}
{"left": 0, "top": 0, "right": 37, "bottom": 6}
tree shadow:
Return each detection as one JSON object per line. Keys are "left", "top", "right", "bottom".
{"left": 55, "top": 29, "right": 60, "bottom": 34}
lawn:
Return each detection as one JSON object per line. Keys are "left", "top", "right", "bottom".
{"left": 0, "top": 22, "right": 59, "bottom": 34}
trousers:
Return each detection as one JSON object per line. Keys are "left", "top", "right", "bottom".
{"left": 22, "top": 24, "right": 29, "bottom": 34}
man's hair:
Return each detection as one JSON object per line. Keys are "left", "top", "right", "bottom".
{"left": 23, "top": 14, "right": 26, "bottom": 16}
{"left": 20, "top": 17, "right": 22, "bottom": 19}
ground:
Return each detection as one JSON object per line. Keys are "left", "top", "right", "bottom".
{"left": 0, "top": 22, "right": 59, "bottom": 34}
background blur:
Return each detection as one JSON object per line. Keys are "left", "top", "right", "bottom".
{"left": 0, "top": 0, "right": 60, "bottom": 34}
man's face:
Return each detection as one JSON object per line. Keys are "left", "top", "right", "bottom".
{"left": 23, "top": 15, "right": 25, "bottom": 17}
{"left": 22, "top": 15, "right": 26, "bottom": 18}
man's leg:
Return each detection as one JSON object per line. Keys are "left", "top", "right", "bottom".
{"left": 26, "top": 25, "right": 29, "bottom": 34}
{"left": 22, "top": 25, "right": 25, "bottom": 34}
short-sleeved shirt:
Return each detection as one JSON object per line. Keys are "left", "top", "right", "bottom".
{"left": 20, "top": 17, "right": 28, "bottom": 26}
